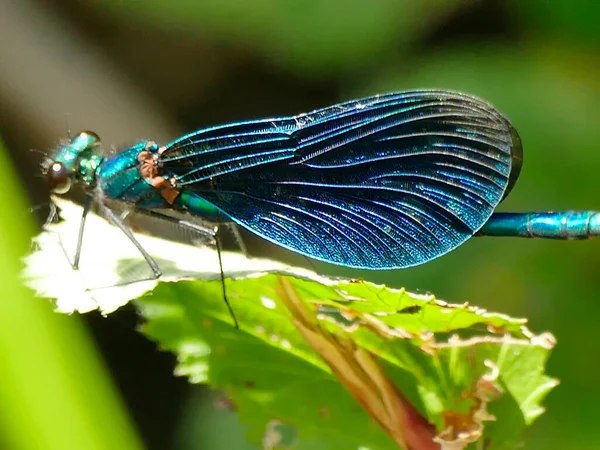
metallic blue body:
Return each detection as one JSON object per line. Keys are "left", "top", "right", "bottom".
{"left": 47, "top": 89, "right": 598, "bottom": 270}
{"left": 481, "top": 212, "right": 600, "bottom": 239}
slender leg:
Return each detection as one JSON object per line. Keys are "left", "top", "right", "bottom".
{"left": 70, "top": 203, "right": 239, "bottom": 327}
{"left": 98, "top": 203, "right": 162, "bottom": 278}
{"left": 45, "top": 200, "right": 161, "bottom": 294}
{"left": 215, "top": 235, "right": 239, "bottom": 329}
{"left": 45, "top": 201, "right": 58, "bottom": 226}
{"left": 134, "top": 209, "right": 239, "bottom": 328}
{"left": 47, "top": 196, "right": 93, "bottom": 270}
{"left": 72, "top": 195, "right": 94, "bottom": 270}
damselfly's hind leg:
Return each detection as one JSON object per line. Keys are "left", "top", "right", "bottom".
{"left": 136, "top": 209, "right": 239, "bottom": 328}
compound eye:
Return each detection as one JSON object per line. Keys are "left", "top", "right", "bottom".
{"left": 47, "top": 162, "right": 72, "bottom": 194}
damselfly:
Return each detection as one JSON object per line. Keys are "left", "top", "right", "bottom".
{"left": 42, "top": 90, "right": 599, "bottom": 325}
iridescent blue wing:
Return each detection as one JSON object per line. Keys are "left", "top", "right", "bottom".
{"left": 160, "top": 90, "right": 522, "bottom": 269}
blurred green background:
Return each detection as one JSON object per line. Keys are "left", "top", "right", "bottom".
{"left": 1, "top": 0, "right": 599, "bottom": 449}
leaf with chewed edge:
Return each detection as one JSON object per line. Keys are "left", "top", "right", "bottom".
{"left": 136, "top": 274, "right": 556, "bottom": 449}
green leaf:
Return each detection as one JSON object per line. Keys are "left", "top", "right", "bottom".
{"left": 24, "top": 198, "right": 558, "bottom": 449}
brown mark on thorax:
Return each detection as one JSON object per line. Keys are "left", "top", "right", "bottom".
{"left": 137, "top": 142, "right": 180, "bottom": 204}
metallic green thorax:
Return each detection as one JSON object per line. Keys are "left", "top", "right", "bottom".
{"left": 54, "top": 132, "right": 103, "bottom": 185}
{"left": 51, "top": 132, "right": 222, "bottom": 216}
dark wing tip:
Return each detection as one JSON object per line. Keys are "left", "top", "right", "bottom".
{"left": 501, "top": 121, "right": 524, "bottom": 201}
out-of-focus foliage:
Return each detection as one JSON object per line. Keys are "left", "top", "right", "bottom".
{"left": 515, "top": 0, "right": 600, "bottom": 43}
{"left": 0, "top": 141, "right": 142, "bottom": 450}
{"left": 87, "top": 0, "right": 460, "bottom": 74}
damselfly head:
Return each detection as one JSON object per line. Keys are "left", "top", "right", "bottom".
{"left": 46, "top": 160, "right": 72, "bottom": 194}
{"left": 43, "top": 130, "right": 102, "bottom": 195}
